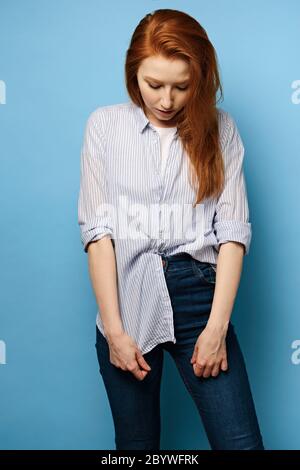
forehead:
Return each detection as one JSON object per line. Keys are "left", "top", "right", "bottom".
{"left": 139, "top": 55, "right": 190, "bottom": 82}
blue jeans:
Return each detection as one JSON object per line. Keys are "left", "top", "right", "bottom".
{"left": 95, "top": 253, "right": 264, "bottom": 450}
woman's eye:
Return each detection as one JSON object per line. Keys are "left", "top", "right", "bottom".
{"left": 148, "top": 83, "right": 188, "bottom": 91}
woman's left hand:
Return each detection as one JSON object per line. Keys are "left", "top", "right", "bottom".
{"left": 190, "top": 322, "right": 229, "bottom": 378}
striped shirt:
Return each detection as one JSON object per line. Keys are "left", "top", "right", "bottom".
{"left": 78, "top": 101, "right": 252, "bottom": 354}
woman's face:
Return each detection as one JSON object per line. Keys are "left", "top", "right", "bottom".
{"left": 136, "top": 55, "right": 191, "bottom": 127}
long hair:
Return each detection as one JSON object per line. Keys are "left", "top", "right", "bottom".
{"left": 125, "top": 8, "right": 225, "bottom": 206}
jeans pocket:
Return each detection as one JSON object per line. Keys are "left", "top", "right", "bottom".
{"left": 192, "top": 259, "right": 216, "bottom": 285}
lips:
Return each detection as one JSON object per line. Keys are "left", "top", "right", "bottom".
{"left": 156, "top": 108, "right": 174, "bottom": 114}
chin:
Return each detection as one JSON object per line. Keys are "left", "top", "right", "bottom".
{"left": 157, "top": 114, "right": 172, "bottom": 120}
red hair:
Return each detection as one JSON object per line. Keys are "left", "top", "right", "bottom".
{"left": 125, "top": 8, "right": 225, "bottom": 206}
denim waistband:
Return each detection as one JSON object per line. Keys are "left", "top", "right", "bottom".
{"left": 160, "top": 252, "right": 213, "bottom": 273}
{"left": 161, "top": 252, "right": 192, "bottom": 261}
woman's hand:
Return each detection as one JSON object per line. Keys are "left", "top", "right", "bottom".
{"left": 190, "top": 322, "right": 229, "bottom": 378}
{"left": 106, "top": 331, "right": 151, "bottom": 381}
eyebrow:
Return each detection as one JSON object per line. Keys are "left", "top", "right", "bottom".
{"left": 143, "top": 75, "right": 190, "bottom": 85}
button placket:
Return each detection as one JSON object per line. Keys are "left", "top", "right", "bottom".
{"left": 151, "top": 129, "right": 176, "bottom": 204}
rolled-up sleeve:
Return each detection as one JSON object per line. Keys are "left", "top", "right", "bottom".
{"left": 213, "top": 112, "right": 252, "bottom": 255}
{"left": 78, "top": 110, "right": 113, "bottom": 253}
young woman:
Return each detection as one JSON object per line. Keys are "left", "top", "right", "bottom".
{"left": 78, "top": 9, "right": 265, "bottom": 451}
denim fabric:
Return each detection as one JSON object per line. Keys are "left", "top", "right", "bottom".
{"left": 95, "top": 253, "right": 264, "bottom": 450}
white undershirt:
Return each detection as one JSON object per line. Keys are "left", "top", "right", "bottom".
{"left": 151, "top": 125, "right": 177, "bottom": 177}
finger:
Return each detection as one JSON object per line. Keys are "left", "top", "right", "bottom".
{"left": 193, "top": 361, "right": 205, "bottom": 376}
{"left": 221, "top": 357, "right": 228, "bottom": 371}
{"left": 190, "top": 350, "right": 197, "bottom": 364}
{"left": 131, "top": 364, "right": 148, "bottom": 381}
{"left": 135, "top": 369, "right": 148, "bottom": 381}
{"left": 136, "top": 351, "right": 151, "bottom": 371}
{"left": 127, "top": 361, "right": 144, "bottom": 380}
{"left": 211, "top": 364, "right": 220, "bottom": 377}
{"left": 191, "top": 344, "right": 199, "bottom": 364}
{"left": 202, "top": 365, "right": 213, "bottom": 378}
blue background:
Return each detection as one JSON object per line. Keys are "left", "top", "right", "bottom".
{"left": 0, "top": 0, "right": 299, "bottom": 450}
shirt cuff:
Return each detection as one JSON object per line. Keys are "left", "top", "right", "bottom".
{"left": 213, "top": 220, "right": 252, "bottom": 255}
{"left": 81, "top": 225, "right": 113, "bottom": 253}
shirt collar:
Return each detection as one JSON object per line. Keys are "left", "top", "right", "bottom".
{"left": 131, "top": 101, "right": 150, "bottom": 133}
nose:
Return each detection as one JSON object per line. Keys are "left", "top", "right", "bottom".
{"left": 161, "top": 93, "right": 173, "bottom": 109}
{"left": 161, "top": 100, "right": 173, "bottom": 110}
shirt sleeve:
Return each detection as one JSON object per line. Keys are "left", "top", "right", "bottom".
{"left": 213, "top": 111, "right": 252, "bottom": 256}
{"left": 78, "top": 109, "right": 114, "bottom": 253}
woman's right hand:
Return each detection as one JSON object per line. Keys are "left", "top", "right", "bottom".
{"left": 106, "top": 332, "right": 152, "bottom": 381}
